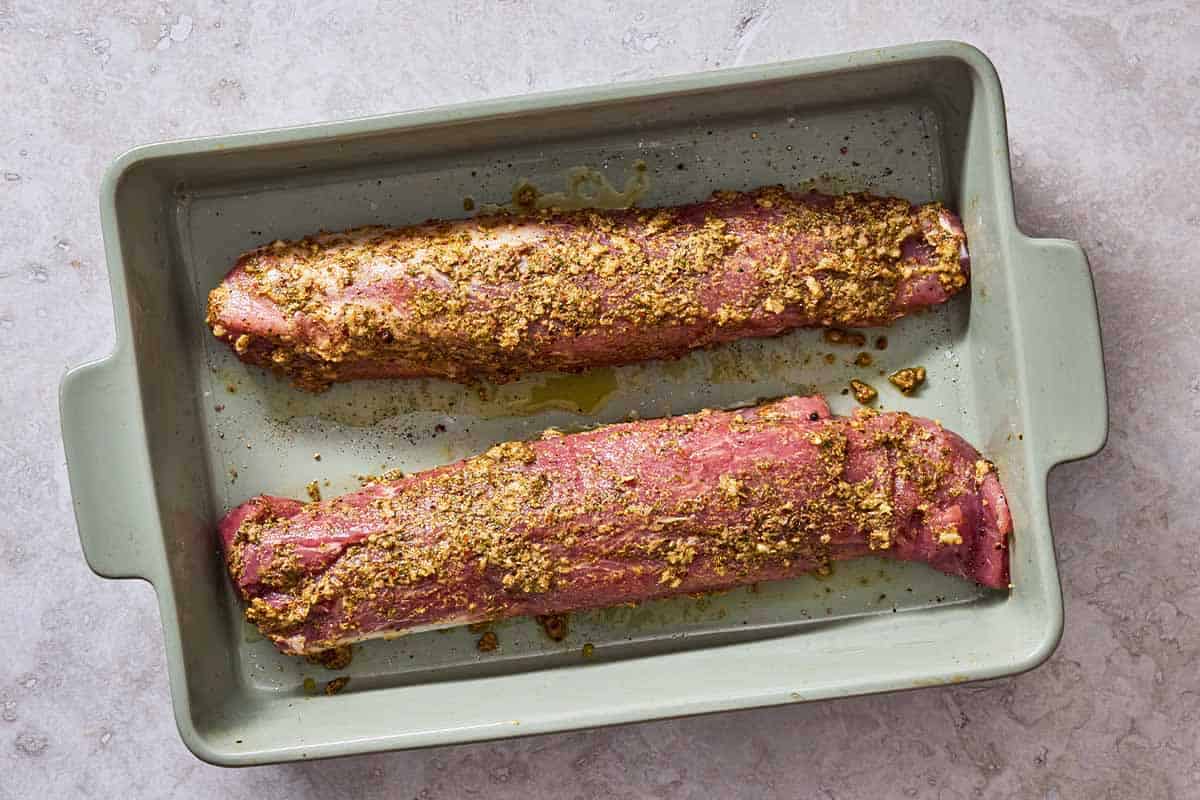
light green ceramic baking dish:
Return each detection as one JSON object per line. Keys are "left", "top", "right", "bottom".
{"left": 60, "top": 41, "right": 1106, "bottom": 765}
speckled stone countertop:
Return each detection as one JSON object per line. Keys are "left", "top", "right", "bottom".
{"left": 3, "top": 2, "right": 1196, "bottom": 797}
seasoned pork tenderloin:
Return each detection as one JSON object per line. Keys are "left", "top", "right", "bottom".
{"left": 220, "top": 396, "right": 1010, "bottom": 655}
{"left": 208, "top": 188, "right": 970, "bottom": 390}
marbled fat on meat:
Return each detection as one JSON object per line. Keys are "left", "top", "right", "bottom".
{"left": 219, "top": 396, "right": 1011, "bottom": 655}
{"left": 207, "top": 188, "right": 970, "bottom": 390}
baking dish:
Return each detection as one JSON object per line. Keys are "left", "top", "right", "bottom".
{"left": 60, "top": 41, "right": 1106, "bottom": 765}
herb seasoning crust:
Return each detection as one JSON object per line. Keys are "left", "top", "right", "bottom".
{"left": 207, "top": 188, "right": 970, "bottom": 390}
{"left": 220, "top": 395, "right": 1011, "bottom": 655}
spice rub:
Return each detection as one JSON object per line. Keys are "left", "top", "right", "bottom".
{"left": 207, "top": 188, "right": 970, "bottom": 391}
{"left": 219, "top": 395, "right": 1011, "bottom": 655}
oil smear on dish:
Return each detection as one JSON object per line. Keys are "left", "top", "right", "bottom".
{"left": 477, "top": 162, "right": 651, "bottom": 215}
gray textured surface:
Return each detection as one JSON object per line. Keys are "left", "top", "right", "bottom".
{"left": 1, "top": 1, "right": 1195, "bottom": 797}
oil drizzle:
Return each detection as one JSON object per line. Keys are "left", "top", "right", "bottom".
{"left": 478, "top": 163, "right": 650, "bottom": 215}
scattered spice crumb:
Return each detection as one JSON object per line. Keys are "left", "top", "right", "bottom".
{"left": 313, "top": 452, "right": 321, "bottom": 461}
{"left": 302, "top": 677, "right": 317, "bottom": 695}
{"left": 356, "top": 467, "right": 405, "bottom": 486}
{"left": 228, "top": 467, "right": 238, "bottom": 483}
{"left": 513, "top": 181, "right": 539, "bottom": 209}
{"left": 305, "top": 645, "right": 352, "bottom": 670}
{"left": 853, "top": 352, "right": 873, "bottom": 367}
{"left": 937, "top": 527, "right": 964, "bottom": 546}
{"left": 214, "top": 404, "right": 225, "bottom": 412}
{"left": 889, "top": 366, "right": 927, "bottom": 395}
{"left": 823, "top": 328, "right": 867, "bottom": 347}
{"left": 225, "top": 382, "right": 237, "bottom": 394}
{"left": 476, "top": 631, "right": 499, "bottom": 652}
{"left": 306, "top": 480, "right": 322, "bottom": 502}
{"left": 581, "top": 642, "right": 595, "bottom": 658}
{"left": 536, "top": 613, "right": 569, "bottom": 642}
{"left": 850, "top": 379, "right": 877, "bottom": 405}
{"left": 324, "top": 676, "right": 350, "bottom": 695}
{"left": 875, "top": 336, "right": 888, "bottom": 350}
{"left": 463, "top": 197, "right": 475, "bottom": 211}
{"left": 824, "top": 353, "right": 836, "bottom": 365}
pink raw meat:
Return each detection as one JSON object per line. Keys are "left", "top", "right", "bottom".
{"left": 207, "top": 188, "right": 970, "bottom": 390}
{"left": 220, "top": 396, "right": 1010, "bottom": 655}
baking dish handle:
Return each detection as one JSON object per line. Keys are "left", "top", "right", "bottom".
{"left": 59, "top": 355, "right": 159, "bottom": 582}
{"left": 1013, "top": 236, "right": 1109, "bottom": 467}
